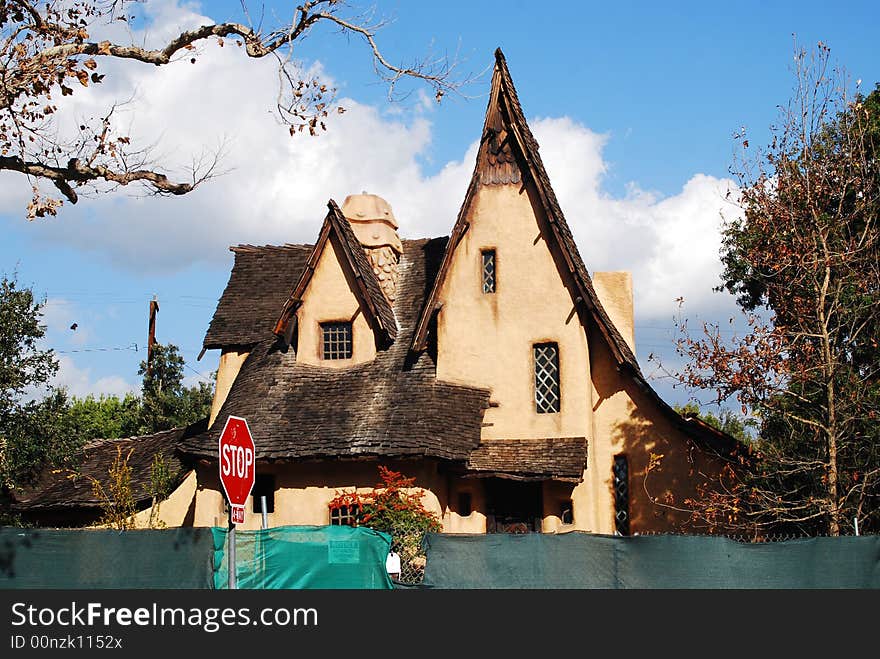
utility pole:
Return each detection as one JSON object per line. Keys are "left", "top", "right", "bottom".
{"left": 147, "top": 295, "right": 159, "bottom": 377}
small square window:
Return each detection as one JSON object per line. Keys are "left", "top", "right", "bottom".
{"left": 481, "top": 250, "right": 496, "bottom": 294}
{"left": 458, "top": 492, "right": 472, "bottom": 516}
{"left": 321, "top": 322, "right": 352, "bottom": 360}
{"left": 253, "top": 474, "right": 275, "bottom": 514}
{"left": 534, "top": 343, "right": 560, "bottom": 413}
{"left": 329, "top": 504, "right": 361, "bottom": 526}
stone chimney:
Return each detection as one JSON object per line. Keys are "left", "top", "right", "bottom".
{"left": 341, "top": 193, "right": 403, "bottom": 304}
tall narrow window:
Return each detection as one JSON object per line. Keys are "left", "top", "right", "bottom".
{"left": 534, "top": 342, "right": 560, "bottom": 413}
{"left": 321, "top": 322, "right": 352, "bottom": 360}
{"left": 613, "top": 454, "right": 630, "bottom": 536}
{"left": 252, "top": 474, "right": 275, "bottom": 514}
{"left": 481, "top": 249, "right": 496, "bottom": 293}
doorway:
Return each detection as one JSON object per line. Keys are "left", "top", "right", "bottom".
{"left": 484, "top": 478, "right": 543, "bottom": 533}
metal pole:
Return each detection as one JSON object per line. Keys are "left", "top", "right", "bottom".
{"left": 261, "top": 496, "right": 268, "bottom": 530}
{"left": 854, "top": 517, "right": 859, "bottom": 536}
{"left": 228, "top": 510, "right": 237, "bottom": 590}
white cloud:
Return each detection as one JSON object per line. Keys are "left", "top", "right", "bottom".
{"left": 532, "top": 116, "right": 742, "bottom": 324}
{"left": 1, "top": 0, "right": 745, "bottom": 404}
{"left": 53, "top": 355, "right": 136, "bottom": 399}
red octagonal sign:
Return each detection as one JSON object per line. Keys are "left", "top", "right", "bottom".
{"left": 218, "top": 415, "right": 255, "bottom": 525}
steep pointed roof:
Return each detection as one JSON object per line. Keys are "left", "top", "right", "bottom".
{"left": 274, "top": 199, "right": 398, "bottom": 345}
{"left": 410, "top": 49, "right": 640, "bottom": 375}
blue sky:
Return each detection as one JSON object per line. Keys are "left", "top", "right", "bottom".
{"left": 1, "top": 0, "right": 878, "bottom": 410}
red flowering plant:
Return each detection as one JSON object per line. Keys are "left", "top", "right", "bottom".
{"left": 328, "top": 467, "right": 441, "bottom": 582}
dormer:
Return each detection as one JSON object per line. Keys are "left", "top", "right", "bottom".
{"left": 274, "top": 199, "right": 399, "bottom": 368}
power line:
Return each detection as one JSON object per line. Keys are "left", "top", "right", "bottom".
{"left": 56, "top": 343, "right": 139, "bottom": 354}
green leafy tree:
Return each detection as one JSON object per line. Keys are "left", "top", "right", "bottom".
{"left": 63, "top": 393, "right": 141, "bottom": 441}
{"left": 672, "top": 44, "right": 880, "bottom": 535}
{"left": 0, "top": 274, "right": 79, "bottom": 493}
{"left": 134, "top": 343, "right": 212, "bottom": 434}
{"left": 673, "top": 403, "right": 755, "bottom": 444}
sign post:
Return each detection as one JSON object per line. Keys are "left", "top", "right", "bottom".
{"left": 218, "top": 415, "right": 255, "bottom": 589}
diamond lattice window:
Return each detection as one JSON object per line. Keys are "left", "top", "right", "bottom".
{"left": 613, "top": 454, "right": 630, "bottom": 536}
{"left": 321, "top": 322, "right": 353, "bottom": 360}
{"left": 481, "top": 250, "right": 496, "bottom": 294}
{"left": 534, "top": 343, "right": 560, "bottom": 413}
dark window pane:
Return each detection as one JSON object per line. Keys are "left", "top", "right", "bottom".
{"left": 252, "top": 474, "right": 275, "bottom": 514}
{"left": 613, "top": 455, "right": 630, "bottom": 536}
{"left": 321, "top": 322, "right": 353, "bottom": 360}
{"left": 458, "top": 492, "right": 472, "bottom": 516}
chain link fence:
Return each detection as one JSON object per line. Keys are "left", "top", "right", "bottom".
{"left": 384, "top": 518, "right": 430, "bottom": 585}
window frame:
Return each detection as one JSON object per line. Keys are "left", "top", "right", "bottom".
{"left": 533, "top": 341, "right": 561, "bottom": 414}
{"left": 612, "top": 454, "right": 630, "bottom": 536}
{"left": 320, "top": 321, "right": 353, "bottom": 361}
{"left": 329, "top": 503, "right": 361, "bottom": 526}
{"left": 481, "top": 248, "right": 497, "bottom": 294}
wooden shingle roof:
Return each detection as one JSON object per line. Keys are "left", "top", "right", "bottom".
{"left": 180, "top": 238, "right": 493, "bottom": 463}
{"left": 12, "top": 422, "right": 202, "bottom": 512}
{"left": 466, "top": 437, "right": 588, "bottom": 482}
{"left": 202, "top": 243, "right": 312, "bottom": 351}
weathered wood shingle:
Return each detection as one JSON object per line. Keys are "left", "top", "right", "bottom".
{"left": 467, "top": 437, "right": 588, "bottom": 482}
{"left": 13, "top": 422, "right": 202, "bottom": 511}
{"left": 202, "top": 244, "right": 312, "bottom": 350}
{"left": 182, "top": 238, "right": 493, "bottom": 462}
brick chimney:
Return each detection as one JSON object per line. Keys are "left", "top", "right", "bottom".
{"left": 341, "top": 193, "right": 403, "bottom": 304}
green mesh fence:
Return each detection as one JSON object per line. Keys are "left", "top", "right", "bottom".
{"left": 211, "top": 526, "right": 393, "bottom": 590}
{"left": 419, "top": 532, "right": 880, "bottom": 588}
{"left": 0, "top": 527, "right": 214, "bottom": 589}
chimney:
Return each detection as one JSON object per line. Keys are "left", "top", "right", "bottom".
{"left": 341, "top": 193, "right": 403, "bottom": 304}
{"left": 591, "top": 272, "right": 635, "bottom": 354}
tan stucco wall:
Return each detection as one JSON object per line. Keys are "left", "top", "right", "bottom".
{"left": 209, "top": 349, "right": 250, "bottom": 427}
{"left": 192, "top": 460, "right": 448, "bottom": 530}
{"left": 296, "top": 233, "right": 377, "bottom": 368}
{"left": 592, "top": 271, "right": 635, "bottom": 354}
{"left": 587, "top": 330, "right": 733, "bottom": 534}
{"left": 435, "top": 182, "right": 592, "bottom": 442}
{"left": 131, "top": 470, "right": 198, "bottom": 528}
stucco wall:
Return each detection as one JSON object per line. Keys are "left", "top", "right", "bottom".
{"left": 209, "top": 349, "right": 250, "bottom": 427}
{"left": 588, "top": 330, "right": 733, "bottom": 534}
{"left": 295, "top": 233, "right": 377, "bottom": 368}
{"left": 592, "top": 271, "right": 635, "bottom": 354}
{"left": 192, "top": 460, "right": 449, "bottom": 530}
{"left": 435, "top": 182, "right": 592, "bottom": 442}
{"left": 131, "top": 470, "right": 198, "bottom": 528}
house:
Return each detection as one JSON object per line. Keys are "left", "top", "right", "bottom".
{"left": 11, "top": 423, "right": 202, "bottom": 528}
{"left": 175, "top": 49, "right": 741, "bottom": 535}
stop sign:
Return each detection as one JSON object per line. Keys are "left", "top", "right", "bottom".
{"left": 218, "top": 415, "right": 255, "bottom": 525}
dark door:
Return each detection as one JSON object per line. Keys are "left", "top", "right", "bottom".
{"left": 484, "top": 478, "right": 543, "bottom": 533}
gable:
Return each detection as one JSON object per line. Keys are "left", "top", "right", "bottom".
{"left": 273, "top": 200, "right": 397, "bottom": 350}
{"left": 410, "top": 49, "right": 639, "bottom": 378}
{"left": 294, "top": 228, "right": 379, "bottom": 367}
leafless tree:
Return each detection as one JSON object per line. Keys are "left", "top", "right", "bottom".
{"left": 0, "top": 0, "right": 466, "bottom": 218}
